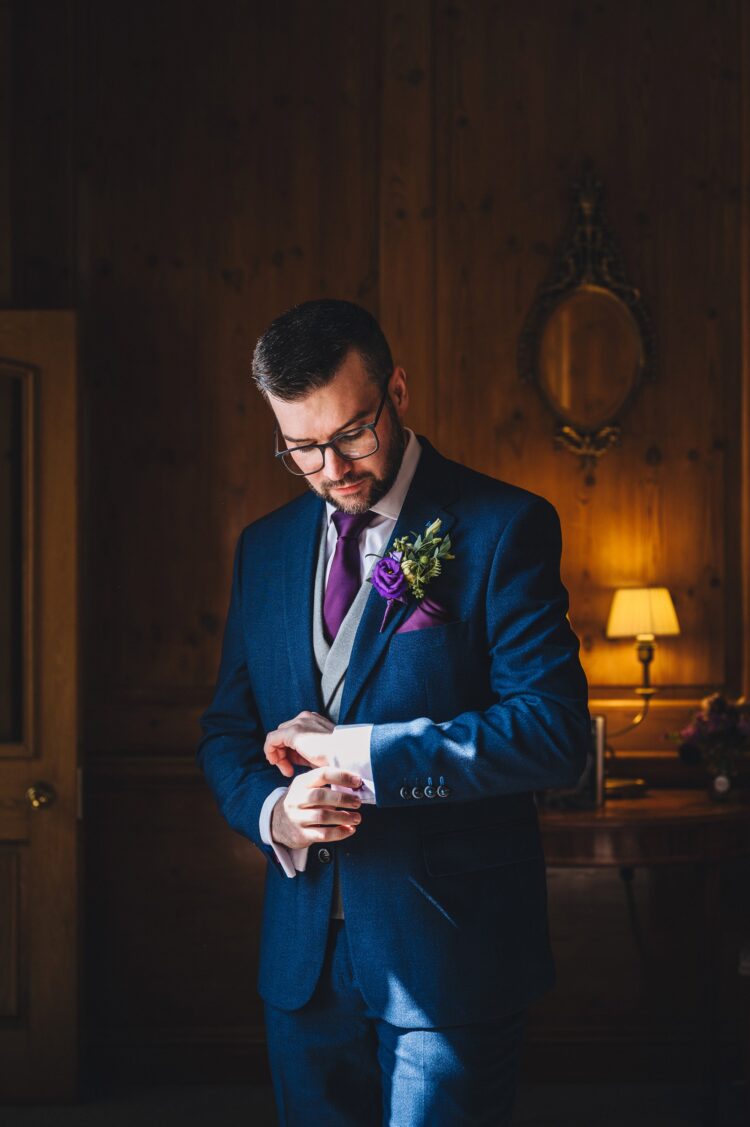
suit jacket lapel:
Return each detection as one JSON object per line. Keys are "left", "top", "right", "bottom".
{"left": 337, "top": 435, "right": 459, "bottom": 725}
{"left": 283, "top": 492, "right": 325, "bottom": 715}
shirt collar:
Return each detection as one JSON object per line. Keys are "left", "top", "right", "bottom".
{"left": 324, "top": 427, "right": 422, "bottom": 526}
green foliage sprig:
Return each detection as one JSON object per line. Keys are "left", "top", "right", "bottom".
{"left": 390, "top": 517, "right": 454, "bottom": 601}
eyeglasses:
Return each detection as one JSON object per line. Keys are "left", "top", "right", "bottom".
{"left": 273, "top": 384, "right": 389, "bottom": 476}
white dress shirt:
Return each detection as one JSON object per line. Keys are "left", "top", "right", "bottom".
{"left": 259, "top": 427, "right": 423, "bottom": 877}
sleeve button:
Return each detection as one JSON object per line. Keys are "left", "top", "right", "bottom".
{"left": 399, "top": 786, "right": 411, "bottom": 800}
{"left": 317, "top": 847, "right": 332, "bottom": 864}
{"left": 437, "top": 784, "right": 451, "bottom": 798}
{"left": 411, "top": 786, "right": 424, "bottom": 800}
{"left": 424, "top": 785, "right": 435, "bottom": 798}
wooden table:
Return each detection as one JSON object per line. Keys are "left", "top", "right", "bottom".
{"left": 538, "top": 788, "right": 750, "bottom": 1126}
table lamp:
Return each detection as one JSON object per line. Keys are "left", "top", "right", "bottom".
{"left": 604, "top": 586, "right": 680, "bottom": 797}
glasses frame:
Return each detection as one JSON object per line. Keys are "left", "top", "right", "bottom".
{"left": 273, "top": 383, "right": 390, "bottom": 476}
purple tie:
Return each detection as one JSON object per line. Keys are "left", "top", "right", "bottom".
{"left": 323, "top": 509, "right": 376, "bottom": 643}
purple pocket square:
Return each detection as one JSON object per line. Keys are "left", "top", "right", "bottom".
{"left": 395, "top": 595, "right": 452, "bottom": 634}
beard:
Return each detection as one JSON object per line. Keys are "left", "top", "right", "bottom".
{"left": 307, "top": 405, "right": 407, "bottom": 514}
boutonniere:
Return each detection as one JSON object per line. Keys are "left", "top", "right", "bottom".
{"left": 367, "top": 517, "right": 455, "bottom": 632}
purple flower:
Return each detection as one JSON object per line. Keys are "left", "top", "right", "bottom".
{"left": 369, "top": 556, "right": 410, "bottom": 604}
{"left": 371, "top": 555, "right": 409, "bottom": 602}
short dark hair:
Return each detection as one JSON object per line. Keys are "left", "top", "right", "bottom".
{"left": 251, "top": 298, "right": 394, "bottom": 402}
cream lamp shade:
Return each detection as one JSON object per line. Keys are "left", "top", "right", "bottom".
{"left": 606, "top": 586, "right": 680, "bottom": 640}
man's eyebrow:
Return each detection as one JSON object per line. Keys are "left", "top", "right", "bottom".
{"left": 282, "top": 407, "right": 371, "bottom": 445}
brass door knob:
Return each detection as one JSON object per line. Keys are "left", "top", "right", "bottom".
{"left": 26, "top": 781, "right": 57, "bottom": 808}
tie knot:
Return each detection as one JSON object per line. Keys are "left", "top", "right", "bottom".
{"left": 332, "top": 509, "right": 375, "bottom": 541}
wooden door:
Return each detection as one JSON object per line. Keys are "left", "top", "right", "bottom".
{"left": 0, "top": 312, "right": 79, "bottom": 1101}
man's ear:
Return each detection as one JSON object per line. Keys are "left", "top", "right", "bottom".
{"left": 389, "top": 366, "right": 409, "bottom": 415}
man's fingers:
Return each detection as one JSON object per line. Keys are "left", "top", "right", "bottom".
{"left": 267, "top": 745, "right": 307, "bottom": 778}
{"left": 301, "top": 787, "right": 362, "bottom": 809}
{"left": 277, "top": 711, "right": 334, "bottom": 731}
{"left": 303, "top": 824, "right": 357, "bottom": 842}
{"left": 305, "top": 766, "right": 362, "bottom": 791}
{"left": 264, "top": 736, "right": 311, "bottom": 771}
{"left": 299, "top": 807, "right": 361, "bottom": 827}
{"left": 266, "top": 746, "right": 292, "bottom": 767}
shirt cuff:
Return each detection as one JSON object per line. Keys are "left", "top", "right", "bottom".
{"left": 328, "top": 723, "right": 376, "bottom": 804}
{"left": 259, "top": 786, "right": 309, "bottom": 877}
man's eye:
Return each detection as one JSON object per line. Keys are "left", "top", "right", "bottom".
{"left": 336, "top": 428, "right": 367, "bottom": 444}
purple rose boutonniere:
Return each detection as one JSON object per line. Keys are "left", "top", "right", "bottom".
{"left": 368, "top": 518, "right": 455, "bottom": 632}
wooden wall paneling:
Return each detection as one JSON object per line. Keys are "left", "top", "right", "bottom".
{"left": 78, "top": 0, "right": 383, "bottom": 707}
{"left": 9, "top": 0, "right": 74, "bottom": 307}
{"left": 0, "top": 850, "right": 20, "bottom": 1019}
{"left": 432, "top": 2, "right": 742, "bottom": 736}
{"left": 379, "top": 0, "right": 436, "bottom": 440}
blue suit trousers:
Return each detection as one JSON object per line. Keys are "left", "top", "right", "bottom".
{"left": 264, "top": 919, "right": 527, "bottom": 1127}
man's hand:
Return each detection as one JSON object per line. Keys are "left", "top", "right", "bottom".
{"left": 270, "top": 766, "right": 363, "bottom": 850}
{"left": 264, "top": 710, "right": 335, "bottom": 778}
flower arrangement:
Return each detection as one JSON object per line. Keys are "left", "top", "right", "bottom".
{"left": 670, "top": 692, "right": 750, "bottom": 790}
{"left": 368, "top": 517, "right": 454, "bottom": 628}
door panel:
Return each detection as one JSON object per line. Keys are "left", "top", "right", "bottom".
{"left": 0, "top": 312, "right": 79, "bottom": 1102}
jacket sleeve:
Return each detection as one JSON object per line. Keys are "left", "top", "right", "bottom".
{"left": 196, "top": 527, "right": 290, "bottom": 866}
{"left": 368, "top": 496, "right": 591, "bottom": 805}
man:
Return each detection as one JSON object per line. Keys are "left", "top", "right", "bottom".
{"left": 197, "top": 298, "right": 590, "bottom": 1126}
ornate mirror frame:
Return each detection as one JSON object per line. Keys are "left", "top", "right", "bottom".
{"left": 517, "top": 166, "right": 656, "bottom": 482}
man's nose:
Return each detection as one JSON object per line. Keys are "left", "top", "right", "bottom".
{"left": 322, "top": 445, "right": 353, "bottom": 480}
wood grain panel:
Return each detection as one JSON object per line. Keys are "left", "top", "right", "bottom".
{"left": 0, "top": 849, "right": 20, "bottom": 1019}
{"left": 9, "top": 0, "right": 74, "bottom": 306}
{"left": 0, "top": 362, "right": 35, "bottom": 759}
{"left": 78, "top": 0, "right": 383, "bottom": 697}
{"left": 432, "top": 0, "right": 742, "bottom": 698}
{"left": 379, "top": 0, "right": 436, "bottom": 439}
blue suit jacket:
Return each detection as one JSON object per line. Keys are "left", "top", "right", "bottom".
{"left": 197, "top": 434, "right": 590, "bottom": 1027}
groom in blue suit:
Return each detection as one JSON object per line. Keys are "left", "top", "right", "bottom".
{"left": 197, "top": 299, "right": 590, "bottom": 1126}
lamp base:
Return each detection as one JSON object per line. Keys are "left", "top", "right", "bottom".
{"left": 605, "top": 776, "right": 648, "bottom": 799}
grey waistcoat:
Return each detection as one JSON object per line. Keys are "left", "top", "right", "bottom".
{"left": 311, "top": 514, "right": 376, "bottom": 919}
